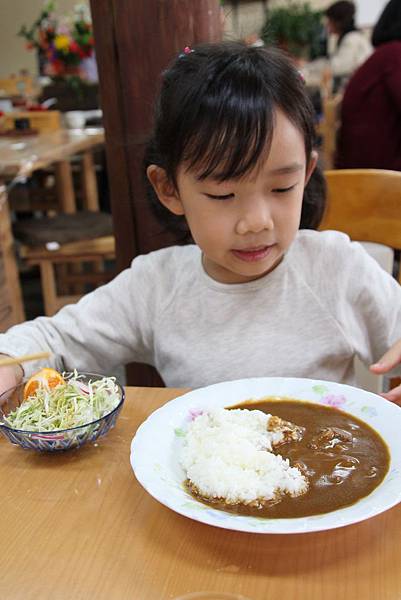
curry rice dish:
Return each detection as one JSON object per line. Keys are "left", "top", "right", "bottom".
{"left": 180, "top": 399, "right": 390, "bottom": 518}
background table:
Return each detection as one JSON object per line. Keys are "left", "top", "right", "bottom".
{"left": 0, "top": 128, "right": 105, "bottom": 331}
{"left": 2, "top": 386, "right": 401, "bottom": 600}
{"left": 0, "top": 128, "right": 105, "bottom": 212}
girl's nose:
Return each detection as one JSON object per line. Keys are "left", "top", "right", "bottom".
{"left": 235, "top": 198, "right": 274, "bottom": 235}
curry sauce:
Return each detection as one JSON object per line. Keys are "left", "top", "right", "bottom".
{"left": 192, "top": 399, "right": 390, "bottom": 518}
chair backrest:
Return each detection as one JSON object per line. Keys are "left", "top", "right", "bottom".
{"left": 320, "top": 169, "right": 401, "bottom": 282}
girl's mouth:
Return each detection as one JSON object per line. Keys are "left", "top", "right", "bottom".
{"left": 231, "top": 245, "right": 275, "bottom": 263}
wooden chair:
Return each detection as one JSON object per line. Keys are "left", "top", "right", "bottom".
{"left": 318, "top": 94, "right": 342, "bottom": 170}
{"left": 19, "top": 234, "right": 115, "bottom": 316}
{"left": 320, "top": 168, "right": 401, "bottom": 393}
{"left": 13, "top": 208, "right": 115, "bottom": 316}
{"left": 0, "top": 185, "right": 25, "bottom": 329}
{"left": 320, "top": 169, "right": 401, "bottom": 283}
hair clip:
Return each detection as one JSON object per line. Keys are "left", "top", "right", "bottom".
{"left": 178, "top": 46, "right": 195, "bottom": 58}
{"left": 298, "top": 70, "right": 306, "bottom": 84}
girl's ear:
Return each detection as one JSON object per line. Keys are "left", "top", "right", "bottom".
{"left": 304, "top": 150, "right": 318, "bottom": 187}
{"left": 146, "top": 165, "right": 185, "bottom": 215}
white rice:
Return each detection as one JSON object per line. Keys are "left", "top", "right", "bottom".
{"left": 180, "top": 407, "right": 308, "bottom": 507}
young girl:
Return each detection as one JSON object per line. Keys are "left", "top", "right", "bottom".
{"left": 1, "top": 42, "right": 401, "bottom": 400}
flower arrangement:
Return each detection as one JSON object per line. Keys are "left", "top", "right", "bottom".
{"left": 18, "top": 2, "right": 95, "bottom": 78}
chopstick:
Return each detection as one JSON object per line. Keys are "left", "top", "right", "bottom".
{"left": 0, "top": 351, "right": 51, "bottom": 367}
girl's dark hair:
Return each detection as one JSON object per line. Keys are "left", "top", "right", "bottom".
{"left": 301, "top": 163, "right": 327, "bottom": 230}
{"left": 372, "top": 0, "right": 401, "bottom": 47}
{"left": 325, "top": 1, "right": 357, "bottom": 45}
{"left": 144, "top": 41, "right": 324, "bottom": 240}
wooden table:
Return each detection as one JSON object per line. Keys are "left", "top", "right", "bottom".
{"left": 0, "top": 127, "right": 105, "bottom": 212}
{"left": 0, "top": 128, "right": 105, "bottom": 331}
{"left": 2, "top": 386, "right": 401, "bottom": 600}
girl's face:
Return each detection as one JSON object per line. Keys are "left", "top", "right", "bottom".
{"left": 148, "top": 109, "right": 317, "bottom": 284}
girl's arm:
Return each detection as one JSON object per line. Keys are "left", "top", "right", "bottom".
{"left": 0, "top": 258, "right": 156, "bottom": 380}
{"left": 310, "top": 232, "right": 401, "bottom": 396}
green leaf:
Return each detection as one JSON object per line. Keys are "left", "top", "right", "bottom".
{"left": 312, "top": 384, "right": 328, "bottom": 395}
{"left": 174, "top": 427, "right": 186, "bottom": 437}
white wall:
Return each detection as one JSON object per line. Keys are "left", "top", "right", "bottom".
{"left": 355, "top": 0, "right": 387, "bottom": 27}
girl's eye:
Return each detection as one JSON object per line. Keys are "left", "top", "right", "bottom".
{"left": 204, "top": 193, "right": 235, "bottom": 200}
{"left": 272, "top": 185, "right": 296, "bottom": 194}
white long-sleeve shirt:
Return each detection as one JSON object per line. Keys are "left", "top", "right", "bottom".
{"left": 329, "top": 31, "right": 372, "bottom": 77}
{"left": 0, "top": 230, "right": 400, "bottom": 388}
{"left": 302, "top": 31, "right": 372, "bottom": 88}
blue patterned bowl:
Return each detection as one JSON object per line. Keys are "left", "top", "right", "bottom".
{"left": 0, "top": 372, "right": 125, "bottom": 452}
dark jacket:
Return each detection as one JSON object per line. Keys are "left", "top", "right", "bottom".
{"left": 336, "top": 41, "right": 401, "bottom": 170}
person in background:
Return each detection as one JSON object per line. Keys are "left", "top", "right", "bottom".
{"left": 336, "top": 0, "right": 401, "bottom": 170}
{"left": 301, "top": 1, "right": 371, "bottom": 97}
{"left": 324, "top": 0, "right": 372, "bottom": 93}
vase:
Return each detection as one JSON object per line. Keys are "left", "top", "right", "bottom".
{"left": 62, "top": 65, "right": 83, "bottom": 77}
{"left": 81, "top": 54, "right": 98, "bottom": 83}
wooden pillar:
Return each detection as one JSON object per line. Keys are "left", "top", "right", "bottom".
{"left": 90, "top": 0, "right": 222, "bottom": 385}
{"left": 90, "top": 0, "right": 221, "bottom": 271}
{"left": 0, "top": 186, "right": 25, "bottom": 328}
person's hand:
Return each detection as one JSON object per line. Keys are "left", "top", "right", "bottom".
{"left": 370, "top": 340, "right": 401, "bottom": 402}
{"left": 0, "top": 357, "right": 23, "bottom": 404}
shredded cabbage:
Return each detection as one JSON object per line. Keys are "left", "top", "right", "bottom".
{"left": 2, "top": 372, "right": 121, "bottom": 432}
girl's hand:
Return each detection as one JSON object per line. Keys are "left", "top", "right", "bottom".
{"left": 0, "top": 357, "right": 23, "bottom": 404}
{"left": 370, "top": 340, "right": 401, "bottom": 402}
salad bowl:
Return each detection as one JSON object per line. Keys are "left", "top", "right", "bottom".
{"left": 0, "top": 371, "right": 124, "bottom": 451}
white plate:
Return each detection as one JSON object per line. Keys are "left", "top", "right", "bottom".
{"left": 130, "top": 377, "right": 401, "bottom": 534}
